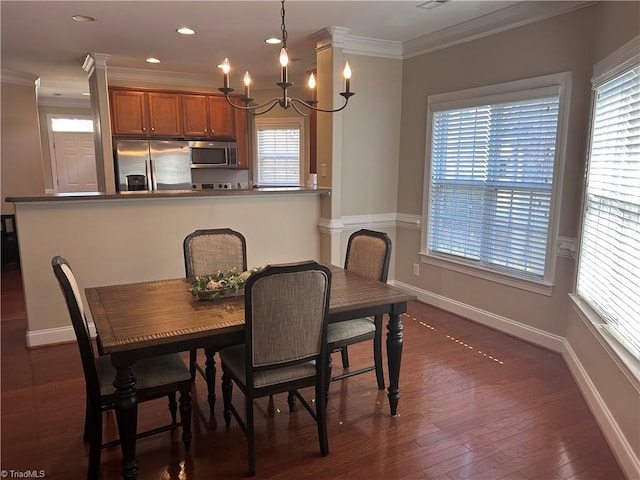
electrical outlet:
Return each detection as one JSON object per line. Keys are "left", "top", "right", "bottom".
{"left": 413, "top": 263, "right": 420, "bottom": 276}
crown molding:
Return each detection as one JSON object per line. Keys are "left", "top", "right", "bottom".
{"left": 1, "top": 70, "right": 39, "bottom": 87}
{"left": 592, "top": 35, "right": 640, "bottom": 87}
{"left": 38, "top": 96, "right": 91, "bottom": 108}
{"left": 404, "top": 1, "right": 595, "bottom": 59}
{"left": 107, "top": 66, "right": 214, "bottom": 90}
{"left": 344, "top": 35, "right": 403, "bottom": 60}
{"left": 311, "top": 26, "right": 351, "bottom": 52}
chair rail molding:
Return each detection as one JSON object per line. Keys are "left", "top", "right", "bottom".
{"left": 319, "top": 212, "right": 421, "bottom": 235}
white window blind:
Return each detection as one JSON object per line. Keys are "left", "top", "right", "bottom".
{"left": 428, "top": 96, "right": 560, "bottom": 279}
{"left": 577, "top": 65, "right": 640, "bottom": 358}
{"left": 256, "top": 127, "right": 300, "bottom": 186}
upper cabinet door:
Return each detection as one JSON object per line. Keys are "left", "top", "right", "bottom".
{"left": 209, "top": 96, "right": 235, "bottom": 139}
{"left": 181, "top": 94, "right": 209, "bottom": 137}
{"left": 232, "top": 98, "right": 249, "bottom": 170}
{"left": 148, "top": 92, "right": 182, "bottom": 137}
{"left": 110, "top": 90, "right": 148, "bottom": 136}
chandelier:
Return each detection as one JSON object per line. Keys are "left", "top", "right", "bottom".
{"left": 218, "top": 0, "right": 354, "bottom": 116}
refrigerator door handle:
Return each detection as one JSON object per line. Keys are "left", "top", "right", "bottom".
{"left": 149, "top": 158, "right": 157, "bottom": 191}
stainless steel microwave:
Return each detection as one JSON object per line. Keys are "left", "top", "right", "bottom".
{"left": 189, "top": 141, "right": 237, "bottom": 169}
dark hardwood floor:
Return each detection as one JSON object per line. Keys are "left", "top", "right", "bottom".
{"left": 1, "top": 266, "right": 625, "bottom": 479}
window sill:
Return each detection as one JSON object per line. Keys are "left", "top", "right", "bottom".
{"left": 419, "top": 252, "right": 553, "bottom": 296}
{"left": 569, "top": 294, "right": 640, "bottom": 389}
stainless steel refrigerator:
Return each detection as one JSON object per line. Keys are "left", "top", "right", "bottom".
{"left": 114, "top": 140, "right": 192, "bottom": 191}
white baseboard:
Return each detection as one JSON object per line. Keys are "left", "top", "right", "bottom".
{"left": 391, "top": 280, "right": 565, "bottom": 351}
{"left": 391, "top": 279, "right": 639, "bottom": 480}
{"left": 561, "top": 342, "right": 640, "bottom": 480}
{"left": 26, "top": 322, "right": 96, "bottom": 348}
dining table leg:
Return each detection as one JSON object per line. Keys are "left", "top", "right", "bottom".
{"left": 114, "top": 364, "right": 139, "bottom": 480}
{"left": 204, "top": 347, "right": 217, "bottom": 412}
{"left": 386, "top": 306, "right": 405, "bottom": 417}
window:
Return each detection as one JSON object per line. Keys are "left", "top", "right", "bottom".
{"left": 255, "top": 118, "right": 304, "bottom": 186}
{"left": 577, "top": 61, "right": 640, "bottom": 359}
{"left": 50, "top": 117, "right": 94, "bottom": 132}
{"left": 422, "top": 73, "right": 570, "bottom": 288}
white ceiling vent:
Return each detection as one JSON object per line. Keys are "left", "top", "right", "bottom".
{"left": 417, "top": 0, "right": 450, "bottom": 10}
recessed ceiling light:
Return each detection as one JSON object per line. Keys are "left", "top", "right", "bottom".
{"left": 82, "top": 92, "right": 91, "bottom": 96}
{"left": 146, "top": 57, "right": 160, "bottom": 64}
{"left": 265, "top": 37, "right": 281, "bottom": 45}
{"left": 176, "top": 27, "right": 196, "bottom": 35}
{"left": 72, "top": 15, "right": 96, "bottom": 22}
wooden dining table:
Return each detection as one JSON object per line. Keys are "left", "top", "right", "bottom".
{"left": 85, "top": 264, "right": 415, "bottom": 480}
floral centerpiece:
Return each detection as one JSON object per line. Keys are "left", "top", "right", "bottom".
{"left": 189, "top": 267, "right": 263, "bottom": 301}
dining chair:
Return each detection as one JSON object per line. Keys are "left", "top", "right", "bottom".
{"left": 52, "top": 256, "right": 192, "bottom": 480}
{"left": 219, "top": 261, "right": 332, "bottom": 476}
{"left": 183, "top": 228, "right": 247, "bottom": 410}
{"left": 327, "top": 229, "right": 392, "bottom": 390}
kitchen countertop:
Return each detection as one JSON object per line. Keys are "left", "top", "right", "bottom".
{"left": 6, "top": 186, "right": 330, "bottom": 203}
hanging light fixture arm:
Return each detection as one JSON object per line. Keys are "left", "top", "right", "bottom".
{"left": 216, "top": 0, "right": 354, "bottom": 116}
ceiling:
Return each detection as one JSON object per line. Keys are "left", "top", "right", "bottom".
{"left": 1, "top": 1, "right": 590, "bottom": 105}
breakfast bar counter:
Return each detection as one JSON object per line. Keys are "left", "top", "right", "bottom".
{"left": 7, "top": 187, "right": 329, "bottom": 348}
{"left": 6, "top": 186, "right": 330, "bottom": 203}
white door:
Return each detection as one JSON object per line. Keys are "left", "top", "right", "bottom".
{"left": 52, "top": 132, "right": 98, "bottom": 192}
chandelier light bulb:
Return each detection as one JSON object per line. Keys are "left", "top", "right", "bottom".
{"left": 243, "top": 71, "right": 251, "bottom": 99}
{"left": 221, "top": 58, "right": 231, "bottom": 89}
{"left": 343, "top": 62, "right": 352, "bottom": 79}
{"left": 343, "top": 61, "right": 352, "bottom": 94}
{"left": 308, "top": 73, "right": 316, "bottom": 89}
{"left": 279, "top": 48, "right": 289, "bottom": 67}
{"left": 279, "top": 48, "right": 289, "bottom": 83}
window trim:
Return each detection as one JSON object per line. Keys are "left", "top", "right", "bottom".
{"left": 419, "top": 72, "right": 572, "bottom": 293}
{"left": 573, "top": 35, "right": 640, "bottom": 370}
{"left": 253, "top": 117, "right": 307, "bottom": 187}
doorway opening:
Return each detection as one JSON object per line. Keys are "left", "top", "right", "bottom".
{"left": 47, "top": 115, "right": 98, "bottom": 193}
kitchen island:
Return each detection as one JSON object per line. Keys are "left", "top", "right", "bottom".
{"left": 7, "top": 187, "right": 329, "bottom": 347}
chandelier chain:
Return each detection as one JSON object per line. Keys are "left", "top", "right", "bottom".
{"left": 280, "top": 0, "right": 288, "bottom": 48}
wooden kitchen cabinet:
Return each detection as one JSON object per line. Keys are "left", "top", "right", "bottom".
{"left": 110, "top": 88, "right": 245, "bottom": 146}
{"left": 181, "top": 94, "right": 209, "bottom": 137}
{"left": 208, "top": 96, "right": 234, "bottom": 139}
{"left": 110, "top": 89, "right": 148, "bottom": 136}
{"left": 181, "top": 94, "right": 235, "bottom": 139}
{"left": 232, "top": 99, "right": 249, "bottom": 170}
{"left": 147, "top": 92, "right": 182, "bottom": 136}
{"left": 110, "top": 89, "right": 182, "bottom": 137}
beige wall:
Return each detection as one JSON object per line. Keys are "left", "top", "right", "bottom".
{"left": 341, "top": 54, "right": 401, "bottom": 217}
{"left": 396, "top": 5, "right": 601, "bottom": 335}
{"left": 16, "top": 193, "right": 322, "bottom": 340}
{"left": 1, "top": 82, "right": 45, "bottom": 214}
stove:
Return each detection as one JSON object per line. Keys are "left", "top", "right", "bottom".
{"left": 192, "top": 182, "right": 232, "bottom": 190}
